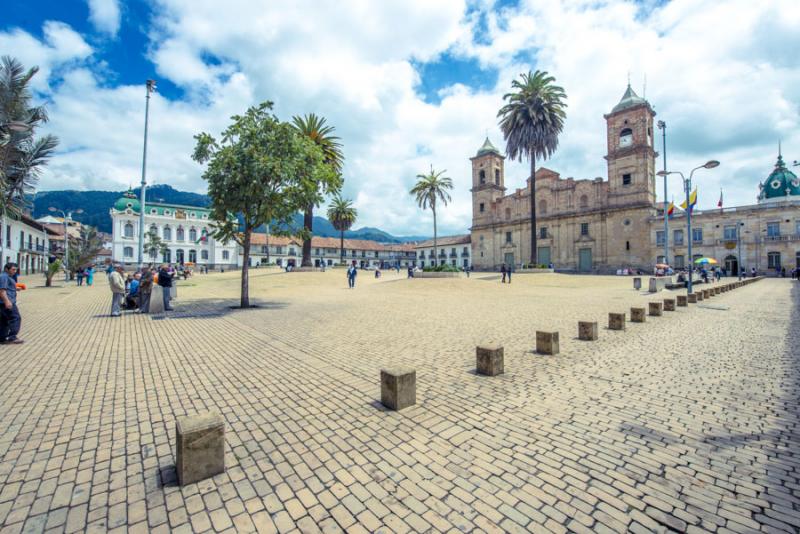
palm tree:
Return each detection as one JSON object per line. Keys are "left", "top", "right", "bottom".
{"left": 1, "top": 56, "right": 59, "bottom": 262}
{"left": 327, "top": 195, "right": 357, "bottom": 265}
{"left": 292, "top": 114, "right": 343, "bottom": 267}
{"left": 497, "top": 70, "right": 566, "bottom": 265}
{"left": 410, "top": 166, "right": 452, "bottom": 267}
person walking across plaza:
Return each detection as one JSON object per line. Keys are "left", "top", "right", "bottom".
{"left": 507, "top": 263, "right": 513, "bottom": 284}
{"left": 76, "top": 267, "right": 85, "bottom": 286}
{"left": 85, "top": 265, "right": 95, "bottom": 286}
{"left": 109, "top": 264, "right": 125, "bottom": 317}
{"left": 347, "top": 261, "right": 357, "bottom": 289}
{"left": 158, "top": 264, "right": 174, "bottom": 310}
{"left": 0, "top": 263, "right": 23, "bottom": 344}
{"left": 139, "top": 267, "right": 153, "bottom": 313}
{"left": 501, "top": 263, "right": 507, "bottom": 283}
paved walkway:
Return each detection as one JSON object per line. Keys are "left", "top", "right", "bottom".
{"left": 0, "top": 271, "right": 798, "bottom": 533}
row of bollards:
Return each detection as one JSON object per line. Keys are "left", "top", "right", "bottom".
{"left": 166, "top": 277, "right": 766, "bottom": 487}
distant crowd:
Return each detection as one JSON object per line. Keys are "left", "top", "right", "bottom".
{"left": 106, "top": 262, "right": 191, "bottom": 316}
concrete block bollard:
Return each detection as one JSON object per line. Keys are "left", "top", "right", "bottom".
{"left": 381, "top": 368, "right": 416, "bottom": 410}
{"left": 176, "top": 412, "right": 225, "bottom": 486}
{"left": 536, "top": 331, "right": 560, "bottom": 355}
{"left": 476, "top": 345, "right": 504, "bottom": 376}
{"left": 578, "top": 321, "right": 598, "bottom": 341}
{"left": 608, "top": 313, "right": 626, "bottom": 330}
{"left": 677, "top": 295, "right": 688, "bottom": 307}
{"left": 648, "top": 302, "right": 663, "bottom": 316}
{"left": 702, "top": 289, "right": 711, "bottom": 299}
{"left": 687, "top": 293, "right": 697, "bottom": 303}
{"left": 633, "top": 277, "right": 641, "bottom": 290}
{"left": 663, "top": 298, "right": 676, "bottom": 311}
{"left": 630, "top": 307, "right": 646, "bottom": 323}
{"left": 697, "top": 291, "right": 704, "bottom": 301}
{"left": 715, "top": 287, "right": 721, "bottom": 295}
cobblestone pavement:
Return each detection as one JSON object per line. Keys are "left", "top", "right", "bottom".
{"left": 0, "top": 270, "right": 797, "bottom": 533}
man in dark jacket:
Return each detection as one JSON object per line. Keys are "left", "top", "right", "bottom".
{"left": 139, "top": 267, "right": 154, "bottom": 313}
{"left": 158, "top": 264, "right": 174, "bottom": 311}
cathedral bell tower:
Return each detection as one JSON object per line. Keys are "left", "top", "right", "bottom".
{"left": 470, "top": 137, "right": 506, "bottom": 226}
{"left": 604, "top": 84, "right": 658, "bottom": 207}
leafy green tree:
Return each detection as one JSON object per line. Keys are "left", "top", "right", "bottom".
{"left": 45, "top": 259, "right": 61, "bottom": 287}
{"left": 192, "top": 101, "right": 332, "bottom": 307}
{"left": 497, "top": 70, "right": 566, "bottom": 264}
{"left": 291, "top": 114, "right": 344, "bottom": 267}
{"left": 0, "top": 56, "right": 59, "bottom": 261}
{"left": 410, "top": 166, "right": 452, "bottom": 266}
{"left": 326, "top": 195, "right": 357, "bottom": 264}
{"left": 144, "top": 229, "right": 168, "bottom": 263}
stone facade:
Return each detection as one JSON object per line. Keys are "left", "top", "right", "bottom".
{"left": 471, "top": 85, "right": 800, "bottom": 274}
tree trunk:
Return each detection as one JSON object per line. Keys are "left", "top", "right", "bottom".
{"left": 530, "top": 154, "right": 537, "bottom": 265}
{"left": 301, "top": 204, "right": 313, "bottom": 267}
{"left": 340, "top": 230, "right": 344, "bottom": 264}
{"left": 241, "top": 227, "right": 251, "bottom": 308}
{"left": 432, "top": 202, "right": 438, "bottom": 267}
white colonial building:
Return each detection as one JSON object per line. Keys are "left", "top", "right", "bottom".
{"left": 0, "top": 215, "right": 56, "bottom": 275}
{"left": 110, "top": 191, "right": 238, "bottom": 268}
{"left": 414, "top": 234, "right": 472, "bottom": 269}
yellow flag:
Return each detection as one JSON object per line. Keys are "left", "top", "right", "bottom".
{"left": 680, "top": 188, "right": 698, "bottom": 210}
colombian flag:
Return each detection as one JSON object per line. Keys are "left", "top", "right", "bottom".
{"left": 667, "top": 201, "right": 675, "bottom": 217}
{"left": 680, "top": 188, "right": 698, "bottom": 212}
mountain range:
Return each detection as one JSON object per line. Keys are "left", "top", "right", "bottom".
{"left": 31, "top": 185, "right": 430, "bottom": 243}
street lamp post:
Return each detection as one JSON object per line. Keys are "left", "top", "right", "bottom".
{"left": 657, "top": 120, "right": 668, "bottom": 265}
{"left": 48, "top": 207, "right": 83, "bottom": 282}
{"left": 657, "top": 160, "right": 720, "bottom": 294}
{"left": 138, "top": 79, "right": 157, "bottom": 269}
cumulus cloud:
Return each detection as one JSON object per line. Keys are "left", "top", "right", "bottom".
{"left": 11, "top": 0, "right": 800, "bottom": 235}
{"left": 87, "top": 0, "right": 121, "bottom": 37}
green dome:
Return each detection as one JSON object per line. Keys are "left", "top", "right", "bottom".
{"left": 758, "top": 154, "right": 800, "bottom": 202}
{"left": 114, "top": 190, "right": 140, "bottom": 213}
{"left": 611, "top": 84, "right": 648, "bottom": 114}
{"left": 476, "top": 137, "right": 502, "bottom": 157}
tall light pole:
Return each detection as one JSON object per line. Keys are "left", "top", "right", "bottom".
{"left": 657, "top": 120, "right": 668, "bottom": 265}
{"left": 138, "top": 79, "right": 157, "bottom": 268}
{"left": 48, "top": 207, "right": 83, "bottom": 281}
{"left": 657, "top": 159, "right": 720, "bottom": 294}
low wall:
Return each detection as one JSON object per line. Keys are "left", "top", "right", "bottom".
{"left": 516, "top": 268, "right": 555, "bottom": 274}
{"left": 414, "top": 272, "right": 465, "bottom": 279}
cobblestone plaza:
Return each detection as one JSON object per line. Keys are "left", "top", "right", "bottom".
{"left": 0, "top": 271, "right": 798, "bottom": 533}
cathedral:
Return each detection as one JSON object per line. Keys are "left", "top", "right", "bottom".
{"left": 470, "top": 85, "right": 800, "bottom": 275}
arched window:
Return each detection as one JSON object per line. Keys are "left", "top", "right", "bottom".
{"left": 149, "top": 225, "right": 158, "bottom": 237}
{"left": 495, "top": 169, "right": 500, "bottom": 185}
{"left": 163, "top": 226, "right": 172, "bottom": 241}
{"left": 188, "top": 250, "right": 197, "bottom": 263}
{"left": 579, "top": 195, "right": 589, "bottom": 209}
{"left": 539, "top": 200, "right": 547, "bottom": 215}
{"left": 123, "top": 246, "right": 133, "bottom": 258}
{"left": 201, "top": 250, "right": 209, "bottom": 260}
{"left": 619, "top": 128, "right": 633, "bottom": 147}
{"left": 479, "top": 170, "right": 486, "bottom": 184}
{"left": 123, "top": 222, "right": 134, "bottom": 238}
{"left": 176, "top": 249, "right": 185, "bottom": 264}
{"left": 189, "top": 228, "right": 197, "bottom": 242}
{"left": 163, "top": 249, "right": 171, "bottom": 263}
{"left": 176, "top": 227, "right": 185, "bottom": 241}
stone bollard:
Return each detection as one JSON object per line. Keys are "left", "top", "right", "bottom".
{"left": 381, "top": 368, "right": 416, "bottom": 410}
{"left": 704, "top": 289, "right": 712, "bottom": 298}
{"left": 663, "top": 298, "right": 676, "bottom": 311}
{"left": 578, "top": 321, "right": 598, "bottom": 341}
{"left": 697, "top": 291, "right": 704, "bottom": 301}
{"left": 649, "top": 302, "right": 663, "bottom": 316}
{"left": 715, "top": 287, "right": 721, "bottom": 295}
{"left": 608, "top": 313, "right": 626, "bottom": 330}
{"left": 677, "top": 295, "right": 688, "bottom": 307}
{"left": 176, "top": 412, "right": 225, "bottom": 486}
{"left": 633, "top": 277, "right": 641, "bottom": 290}
{"left": 687, "top": 293, "right": 697, "bottom": 303}
{"left": 476, "top": 345, "right": 504, "bottom": 376}
{"left": 630, "top": 307, "right": 646, "bottom": 323}
{"left": 536, "top": 331, "right": 560, "bottom": 355}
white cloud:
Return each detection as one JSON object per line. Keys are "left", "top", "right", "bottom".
{"left": 11, "top": 0, "right": 800, "bottom": 236}
{"left": 87, "top": 0, "right": 121, "bottom": 37}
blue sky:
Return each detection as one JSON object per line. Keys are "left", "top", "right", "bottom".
{"left": 2, "top": 0, "right": 798, "bottom": 235}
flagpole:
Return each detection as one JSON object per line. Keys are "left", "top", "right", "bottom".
{"left": 658, "top": 121, "right": 668, "bottom": 266}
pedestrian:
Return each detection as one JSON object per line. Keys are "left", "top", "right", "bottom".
{"left": 76, "top": 267, "right": 85, "bottom": 286}
{"left": 0, "top": 263, "right": 23, "bottom": 344}
{"left": 507, "top": 263, "right": 513, "bottom": 284}
{"left": 347, "top": 261, "right": 357, "bottom": 288}
{"left": 158, "top": 264, "right": 174, "bottom": 310}
{"left": 751, "top": 267, "right": 756, "bottom": 278}
{"left": 126, "top": 272, "right": 141, "bottom": 309}
{"left": 501, "top": 263, "right": 507, "bottom": 283}
{"left": 139, "top": 267, "right": 153, "bottom": 313}
{"left": 105, "top": 260, "right": 114, "bottom": 279}
{"left": 407, "top": 266, "right": 414, "bottom": 279}
{"left": 109, "top": 264, "right": 125, "bottom": 317}
{"left": 86, "top": 265, "right": 95, "bottom": 286}
{"left": 781, "top": 266, "right": 786, "bottom": 278}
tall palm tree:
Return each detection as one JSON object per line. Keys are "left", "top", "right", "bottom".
{"left": 497, "top": 70, "right": 566, "bottom": 265}
{"left": 410, "top": 166, "right": 452, "bottom": 266}
{"left": 292, "top": 113, "right": 343, "bottom": 267}
{"left": 327, "top": 195, "right": 357, "bottom": 264}
{"left": 0, "top": 56, "right": 59, "bottom": 262}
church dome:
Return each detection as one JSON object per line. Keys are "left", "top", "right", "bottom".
{"left": 114, "top": 190, "right": 141, "bottom": 213}
{"left": 611, "top": 84, "right": 648, "bottom": 114}
{"left": 758, "top": 153, "right": 800, "bottom": 203}
{"left": 476, "top": 137, "right": 502, "bottom": 157}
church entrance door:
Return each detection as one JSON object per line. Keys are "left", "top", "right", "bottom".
{"left": 537, "top": 247, "right": 551, "bottom": 267}
{"left": 724, "top": 255, "right": 738, "bottom": 276}
{"left": 504, "top": 252, "right": 515, "bottom": 268}
{"left": 578, "top": 248, "right": 592, "bottom": 272}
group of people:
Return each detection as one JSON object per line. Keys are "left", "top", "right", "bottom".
{"left": 74, "top": 265, "right": 96, "bottom": 286}
{"left": 107, "top": 263, "right": 175, "bottom": 316}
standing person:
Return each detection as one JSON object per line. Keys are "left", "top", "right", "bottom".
{"left": 507, "top": 263, "right": 513, "bottom": 284}
{"left": 158, "top": 264, "right": 174, "bottom": 310}
{"left": 109, "top": 265, "right": 126, "bottom": 317}
{"left": 751, "top": 267, "right": 756, "bottom": 278}
{"left": 139, "top": 267, "right": 153, "bottom": 313}
{"left": 347, "top": 261, "right": 357, "bottom": 289}
{"left": 407, "top": 266, "right": 414, "bottom": 279}
{"left": 85, "top": 265, "right": 95, "bottom": 286}
{"left": 126, "top": 272, "right": 141, "bottom": 309}
{"left": 105, "top": 260, "right": 114, "bottom": 279}
{"left": 76, "top": 267, "right": 85, "bottom": 286}
{"left": 501, "top": 263, "right": 507, "bottom": 283}
{"left": 0, "top": 263, "right": 22, "bottom": 344}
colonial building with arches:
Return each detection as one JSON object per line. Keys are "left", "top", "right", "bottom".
{"left": 470, "top": 84, "right": 800, "bottom": 274}
{"left": 110, "top": 191, "right": 238, "bottom": 268}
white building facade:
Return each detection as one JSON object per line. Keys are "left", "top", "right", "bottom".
{"left": 0, "top": 215, "right": 54, "bottom": 275}
{"left": 414, "top": 235, "right": 472, "bottom": 269}
{"left": 110, "top": 191, "right": 238, "bottom": 268}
